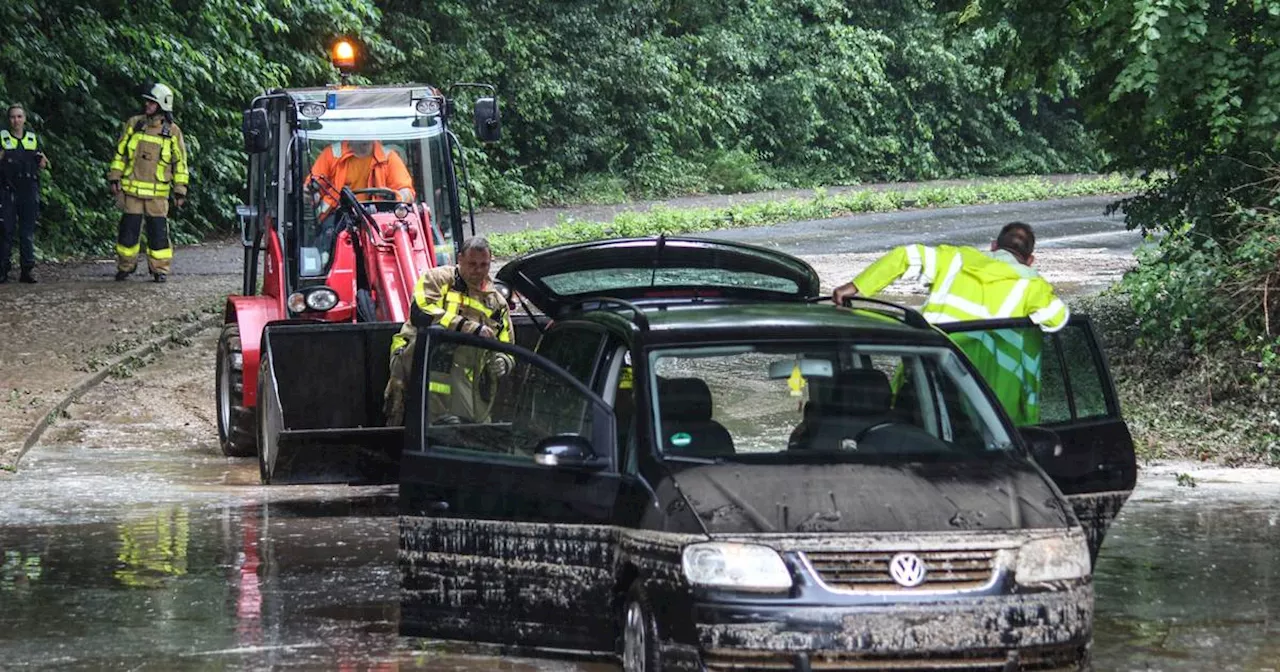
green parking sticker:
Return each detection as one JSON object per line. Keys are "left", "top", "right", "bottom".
{"left": 671, "top": 432, "right": 692, "bottom": 447}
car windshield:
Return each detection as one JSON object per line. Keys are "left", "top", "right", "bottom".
{"left": 648, "top": 341, "right": 1015, "bottom": 463}
{"left": 295, "top": 113, "right": 453, "bottom": 276}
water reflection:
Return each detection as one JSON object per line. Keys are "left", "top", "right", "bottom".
{"left": 115, "top": 506, "right": 191, "bottom": 588}
{"left": 0, "top": 494, "right": 607, "bottom": 670}
{"left": 1, "top": 549, "right": 42, "bottom": 592}
{"left": 1093, "top": 481, "right": 1280, "bottom": 670}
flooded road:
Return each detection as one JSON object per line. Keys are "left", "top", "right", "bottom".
{"left": 1, "top": 328, "right": 1277, "bottom": 670}
{"left": 0, "top": 330, "right": 610, "bottom": 671}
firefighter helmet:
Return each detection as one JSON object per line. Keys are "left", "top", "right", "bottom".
{"left": 142, "top": 83, "right": 175, "bottom": 113}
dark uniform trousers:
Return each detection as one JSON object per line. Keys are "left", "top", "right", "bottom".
{"left": 0, "top": 178, "right": 38, "bottom": 276}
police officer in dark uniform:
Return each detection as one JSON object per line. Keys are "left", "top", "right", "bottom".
{"left": 0, "top": 103, "right": 48, "bottom": 284}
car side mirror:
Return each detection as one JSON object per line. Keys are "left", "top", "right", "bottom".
{"left": 533, "top": 434, "right": 599, "bottom": 469}
{"left": 1021, "top": 427, "right": 1063, "bottom": 462}
{"left": 473, "top": 97, "right": 501, "bottom": 143}
{"left": 242, "top": 108, "right": 271, "bottom": 154}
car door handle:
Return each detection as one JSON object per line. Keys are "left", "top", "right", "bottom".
{"left": 427, "top": 500, "right": 450, "bottom": 513}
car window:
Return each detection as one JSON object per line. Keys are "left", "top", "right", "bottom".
{"left": 647, "top": 341, "right": 1013, "bottom": 463}
{"left": 423, "top": 340, "right": 598, "bottom": 462}
{"left": 944, "top": 322, "right": 1112, "bottom": 427}
{"left": 541, "top": 267, "right": 799, "bottom": 296}
{"left": 535, "top": 327, "right": 605, "bottom": 386}
{"left": 1056, "top": 325, "right": 1110, "bottom": 419}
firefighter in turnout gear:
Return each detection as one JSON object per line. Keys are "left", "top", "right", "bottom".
{"left": 383, "top": 236, "right": 514, "bottom": 426}
{"left": 832, "top": 222, "right": 1068, "bottom": 425}
{"left": 0, "top": 103, "right": 49, "bottom": 284}
{"left": 107, "top": 83, "right": 190, "bottom": 283}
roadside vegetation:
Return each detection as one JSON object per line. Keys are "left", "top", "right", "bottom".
{"left": 489, "top": 174, "right": 1138, "bottom": 257}
{"left": 949, "top": 0, "right": 1280, "bottom": 465}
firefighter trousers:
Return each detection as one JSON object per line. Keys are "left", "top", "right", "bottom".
{"left": 0, "top": 180, "right": 38, "bottom": 275}
{"left": 115, "top": 194, "right": 172, "bottom": 275}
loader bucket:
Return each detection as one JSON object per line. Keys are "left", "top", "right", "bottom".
{"left": 257, "top": 322, "right": 404, "bottom": 485}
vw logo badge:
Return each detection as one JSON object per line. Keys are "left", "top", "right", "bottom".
{"left": 889, "top": 553, "right": 927, "bottom": 587}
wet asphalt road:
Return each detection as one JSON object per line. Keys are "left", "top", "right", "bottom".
{"left": 0, "top": 197, "right": 1232, "bottom": 670}
{"left": 704, "top": 196, "right": 1139, "bottom": 256}
{"left": 2, "top": 327, "right": 1276, "bottom": 671}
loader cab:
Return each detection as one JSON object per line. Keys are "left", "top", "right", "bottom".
{"left": 237, "top": 86, "right": 471, "bottom": 315}
{"left": 295, "top": 97, "right": 456, "bottom": 278}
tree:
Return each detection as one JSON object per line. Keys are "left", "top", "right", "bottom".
{"left": 948, "top": 0, "right": 1280, "bottom": 238}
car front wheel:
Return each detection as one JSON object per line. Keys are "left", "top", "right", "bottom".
{"left": 622, "top": 585, "right": 661, "bottom": 672}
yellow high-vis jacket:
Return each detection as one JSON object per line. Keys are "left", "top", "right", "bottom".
{"left": 107, "top": 115, "right": 189, "bottom": 199}
{"left": 852, "top": 245, "right": 1069, "bottom": 425}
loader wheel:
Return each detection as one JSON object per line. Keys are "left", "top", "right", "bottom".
{"left": 216, "top": 324, "right": 257, "bottom": 457}
{"left": 356, "top": 288, "right": 377, "bottom": 323}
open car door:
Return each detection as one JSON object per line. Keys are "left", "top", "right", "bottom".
{"left": 937, "top": 316, "right": 1136, "bottom": 562}
{"left": 398, "top": 328, "right": 620, "bottom": 651}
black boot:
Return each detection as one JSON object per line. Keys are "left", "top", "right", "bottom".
{"left": 115, "top": 270, "right": 131, "bottom": 281}
{"left": 19, "top": 268, "right": 35, "bottom": 284}
{"left": 152, "top": 273, "right": 167, "bottom": 284}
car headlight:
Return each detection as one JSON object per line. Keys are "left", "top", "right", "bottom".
{"left": 305, "top": 287, "right": 339, "bottom": 311}
{"left": 1016, "top": 536, "right": 1091, "bottom": 585}
{"left": 681, "top": 542, "right": 792, "bottom": 592}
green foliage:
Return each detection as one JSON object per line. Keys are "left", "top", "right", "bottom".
{"left": 374, "top": 0, "right": 1103, "bottom": 206}
{"left": 1121, "top": 165, "right": 1280, "bottom": 358}
{"left": 0, "top": 0, "right": 382, "bottom": 258}
{"left": 489, "top": 174, "right": 1138, "bottom": 257}
{"left": 949, "top": 0, "right": 1280, "bottom": 240}
{"left": 949, "top": 1, "right": 1280, "bottom": 462}
{"left": 2, "top": 0, "right": 1108, "bottom": 257}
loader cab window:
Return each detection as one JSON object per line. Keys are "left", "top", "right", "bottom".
{"left": 293, "top": 112, "right": 449, "bottom": 277}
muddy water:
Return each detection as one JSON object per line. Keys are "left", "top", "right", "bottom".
{"left": 1092, "top": 467, "right": 1280, "bottom": 670}
{"left": 2, "top": 329, "right": 1278, "bottom": 670}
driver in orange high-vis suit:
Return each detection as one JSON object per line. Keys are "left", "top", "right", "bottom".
{"left": 308, "top": 140, "right": 415, "bottom": 215}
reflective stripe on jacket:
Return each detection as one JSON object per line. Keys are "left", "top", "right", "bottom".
{"left": 852, "top": 244, "right": 1069, "bottom": 425}
{"left": 107, "top": 115, "right": 190, "bottom": 199}
{"left": 390, "top": 265, "right": 513, "bottom": 355}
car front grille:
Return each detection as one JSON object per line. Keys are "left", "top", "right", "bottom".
{"left": 701, "top": 646, "right": 1082, "bottom": 671}
{"left": 804, "top": 549, "right": 999, "bottom": 592}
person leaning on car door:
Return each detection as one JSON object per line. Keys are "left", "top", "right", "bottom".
{"left": 831, "top": 222, "right": 1068, "bottom": 425}
{"left": 383, "top": 236, "right": 514, "bottom": 426}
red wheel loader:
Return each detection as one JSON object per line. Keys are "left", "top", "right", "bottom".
{"left": 215, "top": 51, "right": 504, "bottom": 484}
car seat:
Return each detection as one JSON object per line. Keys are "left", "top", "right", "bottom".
{"left": 788, "top": 368, "right": 894, "bottom": 450}
{"left": 657, "top": 377, "right": 735, "bottom": 458}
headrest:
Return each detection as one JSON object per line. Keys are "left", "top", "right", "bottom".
{"left": 658, "top": 377, "right": 714, "bottom": 421}
{"left": 826, "top": 368, "right": 893, "bottom": 416}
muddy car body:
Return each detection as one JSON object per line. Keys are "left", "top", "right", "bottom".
{"left": 399, "top": 237, "right": 1136, "bottom": 671}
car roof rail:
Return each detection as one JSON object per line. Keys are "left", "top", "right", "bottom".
{"left": 833, "top": 296, "right": 931, "bottom": 329}
{"left": 564, "top": 296, "right": 651, "bottom": 331}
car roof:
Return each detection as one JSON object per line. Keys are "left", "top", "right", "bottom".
{"left": 564, "top": 301, "right": 951, "bottom": 348}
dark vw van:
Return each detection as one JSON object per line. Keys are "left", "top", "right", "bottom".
{"left": 398, "top": 237, "right": 1136, "bottom": 671}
